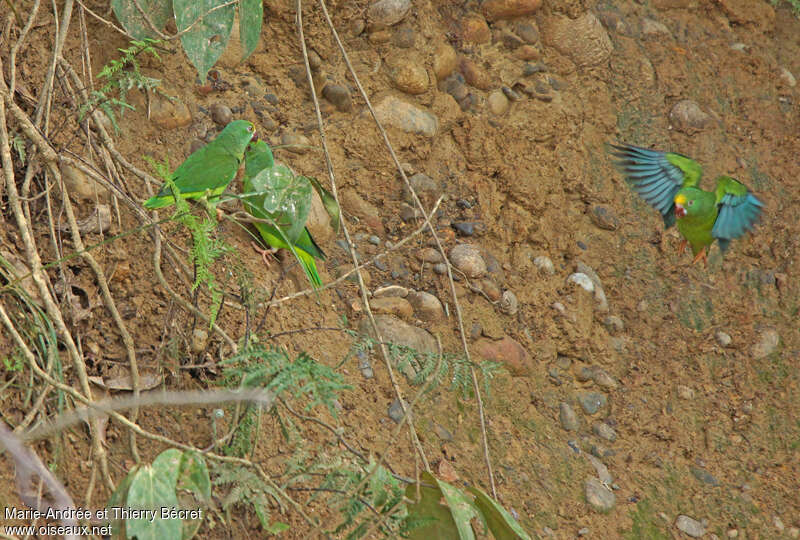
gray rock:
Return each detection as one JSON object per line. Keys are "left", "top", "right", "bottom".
{"left": 578, "top": 528, "right": 590, "bottom": 537}
{"left": 386, "top": 54, "right": 429, "bottom": 95}
{"left": 591, "top": 368, "right": 618, "bottom": 389}
{"left": 540, "top": 12, "right": 612, "bottom": 67}
{"left": 641, "top": 17, "right": 670, "bottom": 36}
{"left": 675, "top": 515, "right": 706, "bottom": 538}
{"left": 322, "top": 84, "right": 352, "bottom": 112}
{"left": 402, "top": 173, "right": 439, "bottom": 205}
{"left": 388, "top": 398, "right": 412, "bottom": 423}
{"left": 357, "top": 350, "right": 374, "bottom": 379}
{"left": 209, "top": 103, "right": 232, "bottom": 126}
{"left": 281, "top": 131, "right": 311, "bottom": 154}
{"left": 691, "top": 466, "right": 719, "bottom": 486}
{"left": 450, "top": 244, "right": 487, "bottom": 278}
{"left": 592, "top": 422, "right": 617, "bottom": 442}
{"left": 590, "top": 205, "right": 619, "bottom": 231}
{"left": 523, "top": 62, "right": 548, "bottom": 76}
{"left": 568, "top": 273, "right": 595, "bottom": 292}
{"left": 407, "top": 290, "right": 444, "bottom": 321}
{"left": 433, "top": 263, "right": 447, "bottom": 275}
{"left": 585, "top": 477, "right": 615, "bottom": 512}
{"left": 670, "top": 100, "right": 711, "bottom": 134}
{"left": 373, "top": 285, "right": 409, "bottom": 298}
{"left": 500, "top": 290, "right": 519, "bottom": 316}
{"left": 559, "top": 402, "right": 579, "bottom": 431}
{"left": 603, "top": 315, "right": 624, "bottom": 335}
{"left": 359, "top": 315, "right": 437, "bottom": 354}
{"left": 586, "top": 454, "right": 613, "bottom": 485}
{"left": 780, "top": 67, "right": 797, "bottom": 87}
{"left": 416, "top": 247, "right": 444, "bottom": 264}
{"left": 533, "top": 255, "right": 555, "bottom": 275}
{"left": 677, "top": 385, "right": 695, "bottom": 400}
{"left": 515, "top": 21, "right": 539, "bottom": 44}
{"left": 715, "top": 331, "right": 732, "bottom": 347}
{"left": 191, "top": 329, "right": 209, "bottom": 354}
{"left": 488, "top": 90, "right": 510, "bottom": 115}
{"left": 373, "top": 95, "right": 437, "bottom": 137}
{"left": 752, "top": 328, "right": 779, "bottom": 359}
{"left": 367, "top": 0, "right": 411, "bottom": 29}
{"left": 579, "top": 392, "right": 608, "bottom": 415}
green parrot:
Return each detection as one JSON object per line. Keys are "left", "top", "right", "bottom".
{"left": 609, "top": 143, "right": 764, "bottom": 264}
{"left": 242, "top": 140, "right": 326, "bottom": 288}
{"left": 143, "top": 119, "right": 256, "bottom": 209}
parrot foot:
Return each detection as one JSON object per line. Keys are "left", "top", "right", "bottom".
{"left": 691, "top": 248, "right": 708, "bottom": 267}
{"left": 678, "top": 239, "right": 687, "bottom": 255}
{"left": 251, "top": 241, "right": 279, "bottom": 266}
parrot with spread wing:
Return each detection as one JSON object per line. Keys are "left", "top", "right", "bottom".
{"left": 609, "top": 143, "right": 763, "bottom": 265}
{"left": 143, "top": 120, "right": 256, "bottom": 209}
{"left": 242, "top": 140, "right": 326, "bottom": 288}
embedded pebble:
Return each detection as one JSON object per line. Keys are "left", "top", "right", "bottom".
{"left": 515, "top": 21, "right": 539, "bottom": 43}
{"left": 591, "top": 368, "right": 617, "bottom": 389}
{"left": 460, "top": 13, "right": 491, "bottom": 44}
{"left": 442, "top": 74, "right": 469, "bottom": 100}
{"left": 715, "top": 331, "right": 732, "bottom": 347}
{"left": 433, "top": 43, "right": 458, "bottom": 81}
{"left": 488, "top": 90, "right": 510, "bottom": 115}
{"left": 593, "top": 422, "right": 617, "bottom": 441}
{"left": 400, "top": 203, "right": 422, "bottom": 221}
{"left": 780, "top": 67, "right": 796, "bottom": 87}
{"left": 281, "top": 131, "right": 311, "bottom": 154}
{"left": 523, "top": 62, "right": 548, "bottom": 76}
{"left": 516, "top": 45, "right": 541, "bottom": 60}
{"left": 373, "top": 95, "right": 438, "bottom": 137}
{"left": 368, "top": 235, "right": 380, "bottom": 245}
{"left": 690, "top": 466, "right": 719, "bottom": 486}
{"left": 191, "top": 329, "right": 209, "bottom": 354}
{"left": 388, "top": 398, "right": 411, "bottom": 423}
{"left": 460, "top": 58, "right": 492, "bottom": 90}
{"left": 475, "top": 336, "right": 532, "bottom": 376}
{"left": 677, "top": 385, "right": 695, "bottom": 400}
{"left": 559, "top": 402, "right": 579, "bottom": 431}
{"left": 500, "top": 290, "right": 518, "bottom": 316}
{"left": 357, "top": 350, "right": 374, "bottom": 379}
{"left": 209, "top": 103, "right": 233, "bottom": 126}
{"left": 407, "top": 291, "right": 444, "bottom": 321}
{"left": 433, "top": 263, "right": 447, "bottom": 275}
{"left": 453, "top": 221, "right": 486, "bottom": 236}
{"left": 577, "top": 528, "right": 590, "bottom": 537}
{"left": 392, "top": 26, "right": 416, "bottom": 48}
{"left": 534, "top": 256, "right": 555, "bottom": 275}
{"left": 603, "top": 315, "right": 624, "bottom": 335}
{"left": 367, "top": 0, "right": 411, "bottom": 29}
{"left": 370, "top": 296, "right": 413, "bottom": 318}
{"left": 387, "top": 54, "right": 429, "bottom": 94}
{"left": 482, "top": 0, "right": 542, "bottom": 21}
{"left": 568, "top": 273, "right": 595, "bottom": 292}
{"left": 481, "top": 279, "right": 502, "bottom": 301}
{"left": 360, "top": 315, "right": 437, "bottom": 354}
{"left": 641, "top": 17, "right": 670, "bottom": 36}
{"left": 322, "top": 84, "right": 353, "bottom": 112}
{"left": 751, "top": 328, "right": 779, "bottom": 359}
{"left": 586, "top": 454, "right": 613, "bottom": 485}
{"left": 590, "top": 205, "right": 619, "bottom": 231}
{"left": 149, "top": 94, "right": 191, "bottom": 129}
{"left": 585, "top": 477, "right": 615, "bottom": 512}
{"left": 450, "top": 244, "right": 487, "bottom": 278}
{"left": 540, "top": 12, "right": 612, "bottom": 66}
{"left": 416, "top": 247, "right": 444, "bottom": 264}
{"left": 670, "top": 99, "right": 711, "bottom": 134}
{"left": 373, "top": 285, "right": 409, "bottom": 298}
{"left": 675, "top": 515, "right": 706, "bottom": 538}
{"left": 579, "top": 392, "right": 607, "bottom": 415}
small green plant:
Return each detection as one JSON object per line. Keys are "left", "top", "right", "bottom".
{"left": 771, "top": 0, "right": 800, "bottom": 17}
{"left": 221, "top": 343, "right": 350, "bottom": 418}
{"left": 2, "top": 352, "right": 24, "bottom": 373}
{"left": 79, "top": 38, "right": 163, "bottom": 132}
{"left": 146, "top": 155, "right": 230, "bottom": 327}
{"left": 353, "top": 336, "right": 501, "bottom": 399}
{"left": 212, "top": 463, "right": 289, "bottom": 534}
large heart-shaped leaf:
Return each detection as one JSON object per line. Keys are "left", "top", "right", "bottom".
{"left": 112, "top": 0, "right": 172, "bottom": 40}
{"left": 467, "top": 485, "right": 531, "bottom": 540}
{"left": 174, "top": 0, "right": 235, "bottom": 81}
{"left": 307, "top": 176, "right": 341, "bottom": 234}
{"left": 239, "top": 0, "right": 263, "bottom": 60}
{"left": 248, "top": 164, "right": 312, "bottom": 244}
{"left": 125, "top": 449, "right": 182, "bottom": 540}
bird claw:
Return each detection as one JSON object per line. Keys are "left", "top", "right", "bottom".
{"left": 678, "top": 239, "right": 687, "bottom": 255}
{"left": 251, "top": 241, "right": 278, "bottom": 266}
{"left": 691, "top": 248, "right": 708, "bottom": 267}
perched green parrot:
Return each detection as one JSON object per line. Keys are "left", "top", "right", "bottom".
{"left": 143, "top": 119, "right": 256, "bottom": 209}
{"left": 609, "top": 143, "right": 763, "bottom": 264}
{"left": 242, "top": 140, "right": 326, "bottom": 288}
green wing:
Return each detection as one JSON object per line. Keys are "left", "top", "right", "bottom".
{"left": 608, "top": 143, "right": 703, "bottom": 228}
{"left": 711, "top": 176, "right": 763, "bottom": 253}
{"left": 144, "top": 120, "right": 255, "bottom": 209}
{"left": 253, "top": 222, "right": 325, "bottom": 288}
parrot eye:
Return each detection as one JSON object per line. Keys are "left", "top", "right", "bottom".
{"left": 247, "top": 125, "right": 254, "bottom": 132}
{"left": 687, "top": 200, "right": 694, "bottom": 207}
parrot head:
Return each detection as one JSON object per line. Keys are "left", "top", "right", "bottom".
{"left": 674, "top": 188, "right": 712, "bottom": 220}
{"left": 244, "top": 139, "right": 275, "bottom": 178}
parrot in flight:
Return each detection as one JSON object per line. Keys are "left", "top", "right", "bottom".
{"left": 242, "top": 140, "right": 326, "bottom": 288}
{"left": 609, "top": 143, "right": 763, "bottom": 265}
{"left": 143, "top": 120, "right": 256, "bottom": 209}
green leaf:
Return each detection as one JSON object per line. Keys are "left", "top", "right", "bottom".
{"left": 239, "top": 0, "right": 263, "bottom": 60}
{"left": 112, "top": 0, "right": 172, "bottom": 40}
{"left": 126, "top": 449, "right": 183, "bottom": 540}
{"left": 176, "top": 452, "right": 210, "bottom": 539}
{"left": 248, "top": 164, "right": 312, "bottom": 244}
{"left": 405, "top": 472, "right": 461, "bottom": 540}
{"left": 106, "top": 465, "right": 138, "bottom": 537}
{"left": 174, "top": 0, "right": 235, "bottom": 81}
{"left": 467, "top": 485, "right": 531, "bottom": 540}
{"left": 436, "top": 476, "right": 481, "bottom": 540}
{"left": 266, "top": 521, "right": 290, "bottom": 534}
{"left": 307, "top": 176, "right": 341, "bottom": 234}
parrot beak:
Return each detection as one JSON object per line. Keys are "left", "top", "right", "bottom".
{"left": 252, "top": 131, "right": 259, "bottom": 142}
{"left": 675, "top": 203, "right": 686, "bottom": 218}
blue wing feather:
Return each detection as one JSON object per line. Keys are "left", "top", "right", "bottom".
{"left": 712, "top": 192, "right": 763, "bottom": 241}
{"left": 608, "top": 143, "right": 686, "bottom": 228}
